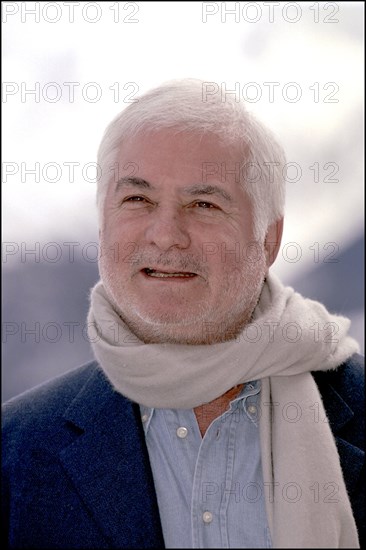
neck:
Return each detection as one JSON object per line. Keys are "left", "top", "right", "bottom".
{"left": 194, "top": 384, "right": 244, "bottom": 437}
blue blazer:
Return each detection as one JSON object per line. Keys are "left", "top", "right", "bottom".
{"left": 2, "top": 354, "right": 364, "bottom": 549}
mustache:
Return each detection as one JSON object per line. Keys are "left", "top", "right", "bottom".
{"left": 128, "top": 251, "right": 208, "bottom": 276}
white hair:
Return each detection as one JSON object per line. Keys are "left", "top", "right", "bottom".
{"left": 97, "top": 78, "right": 286, "bottom": 241}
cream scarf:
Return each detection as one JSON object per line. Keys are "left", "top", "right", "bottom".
{"left": 88, "top": 274, "right": 360, "bottom": 548}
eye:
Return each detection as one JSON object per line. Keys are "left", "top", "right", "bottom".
{"left": 124, "top": 195, "right": 147, "bottom": 202}
{"left": 193, "top": 201, "right": 218, "bottom": 209}
{"left": 119, "top": 195, "right": 153, "bottom": 209}
{"left": 120, "top": 195, "right": 154, "bottom": 208}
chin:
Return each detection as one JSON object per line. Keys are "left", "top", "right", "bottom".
{"left": 120, "top": 308, "right": 253, "bottom": 346}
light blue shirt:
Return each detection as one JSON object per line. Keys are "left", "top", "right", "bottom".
{"left": 140, "top": 380, "right": 272, "bottom": 548}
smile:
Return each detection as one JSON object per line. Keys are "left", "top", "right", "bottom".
{"left": 143, "top": 268, "right": 197, "bottom": 278}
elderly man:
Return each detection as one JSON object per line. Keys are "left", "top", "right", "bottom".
{"left": 2, "top": 80, "right": 364, "bottom": 549}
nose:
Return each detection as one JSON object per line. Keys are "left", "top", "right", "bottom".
{"left": 144, "top": 206, "right": 191, "bottom": 251}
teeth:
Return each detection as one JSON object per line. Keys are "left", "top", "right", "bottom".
{"left": 145, "top": 269, "right": 195, "bottom": 278}
{"left": 148, "top": 272, "right": 195, "bottom": 278}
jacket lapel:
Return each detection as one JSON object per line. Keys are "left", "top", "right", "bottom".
{"left": 59, "top": 365, "right": 165, "bottom": 548}
{"left": 314, "top": 374, "right": 364, "bottom": 495}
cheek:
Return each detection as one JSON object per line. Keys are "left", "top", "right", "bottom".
{"left": 206, "top": 241, "right": 244, "bottom": 273}
{"left": 203, "top": 251, "right": 236, "bottom": 295}
{"left": 213, "top": 244, "right": 266, "bottom": 285}
{"left": 102, "top": 217, "right": 134, "bottom": 241}
{"left": 100, "top": 221, "right": 142, "bottom": 262}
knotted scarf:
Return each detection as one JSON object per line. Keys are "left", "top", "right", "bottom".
{"left": 88, "top": 273, "right": 360, "bottom": 547}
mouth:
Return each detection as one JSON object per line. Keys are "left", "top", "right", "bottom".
{"left": 142, "top": 267, "right": 198, "bottom": 279}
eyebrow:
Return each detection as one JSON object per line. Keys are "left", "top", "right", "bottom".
{"left": 115, "top": 177, "right": 233, "bottom": 203}
{"left": 115, "top": 177, "right": 152, "bottom": 192}
{"left": 182, "top": 184, "right": 233, "bottom": 203}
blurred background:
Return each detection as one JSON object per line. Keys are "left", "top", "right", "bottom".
{"left": 2, "top": 1, "right": 364, "bottom": 401}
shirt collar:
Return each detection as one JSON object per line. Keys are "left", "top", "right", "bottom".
{"left": 139, "top": 380, "right": 261, "bottom": 435}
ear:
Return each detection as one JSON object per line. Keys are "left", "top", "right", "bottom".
{"left": 264, "top": 217, "right": 284, "bottom": 268}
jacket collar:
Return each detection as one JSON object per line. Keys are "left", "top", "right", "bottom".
{"left": 59, "top": 364, "right": 165, "bottom": 549}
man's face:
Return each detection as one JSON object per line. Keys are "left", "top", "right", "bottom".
{"left": 99, "top": 129, "right": 268, "bottom": 344}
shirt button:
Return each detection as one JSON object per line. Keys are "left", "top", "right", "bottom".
{"left": 202, "top": 511, "right": 213, "bottom": 524}
{"left": 176, "top": 426, "right": 188, "bottom": 438}
{"left": 141, "top": 414, "right": 149, "bottom": 423}
{"left": 248, "top": 405, "right": 257, "bottom": 415}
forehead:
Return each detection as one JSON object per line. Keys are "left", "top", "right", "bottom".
{"left": 115, "top": 129, "right": 243, "bottom": 184}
